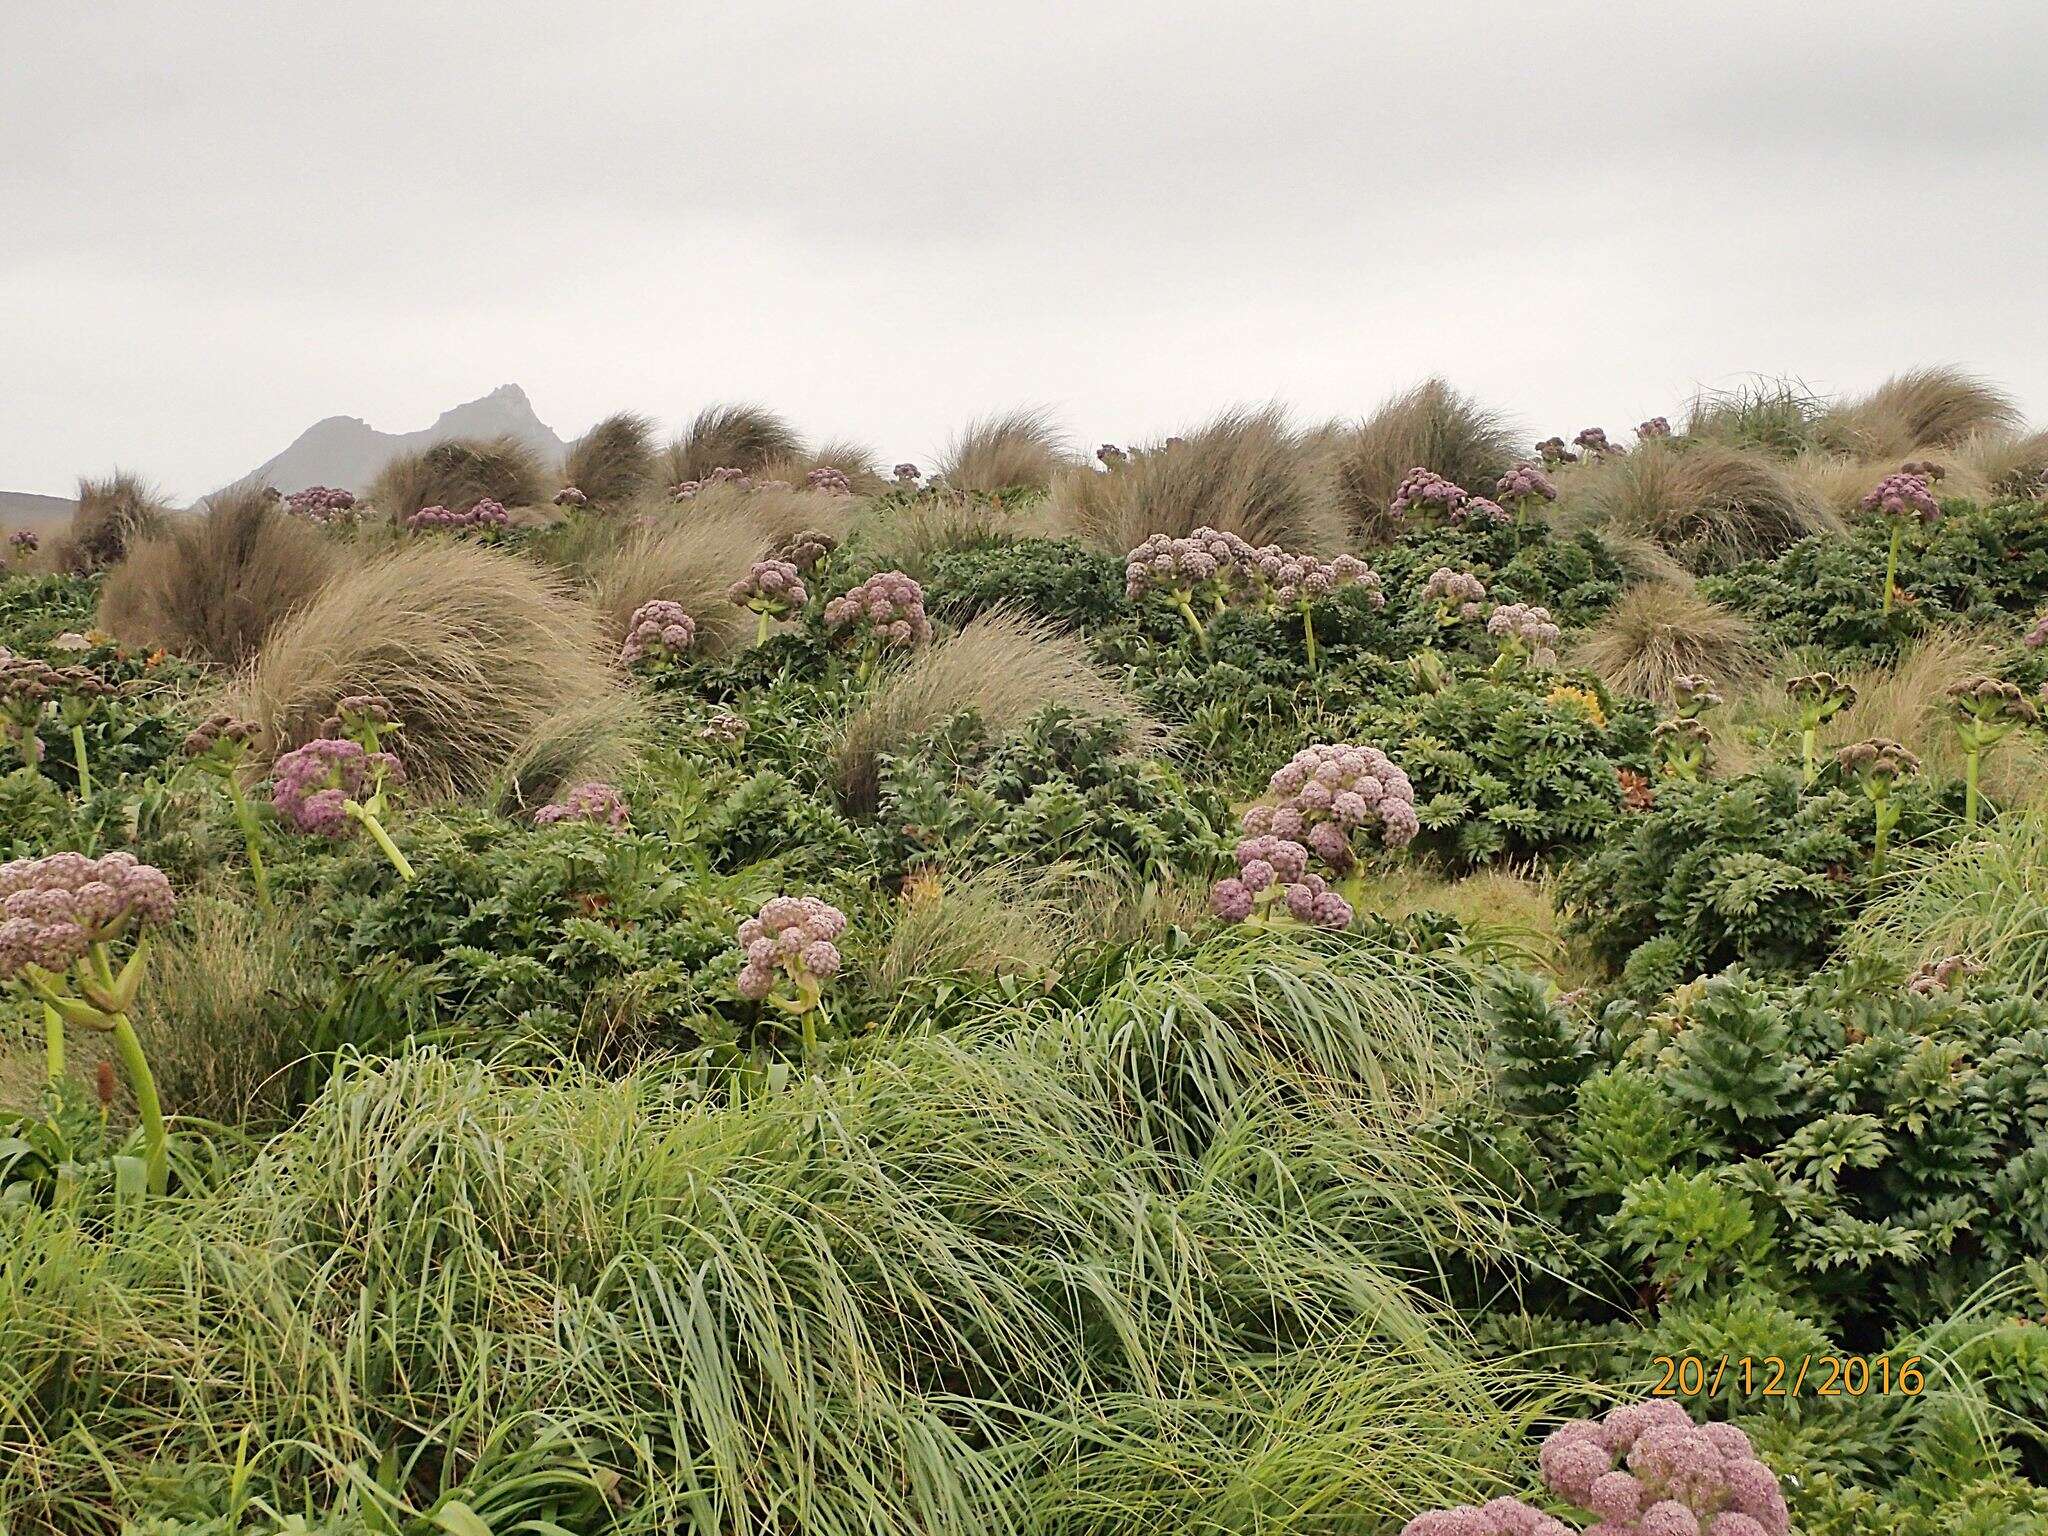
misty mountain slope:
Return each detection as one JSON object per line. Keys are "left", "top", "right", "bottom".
{"left": 239, "top": 384, "right": 566, "bottom": 495}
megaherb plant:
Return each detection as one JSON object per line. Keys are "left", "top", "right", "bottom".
{"left": 734, "top": 893, "right": 847, "bottom": 1056}
{"left": 0, "top": 851, "right": 176, "bottom": 1193}
{"left": 1946, "top": 675, "right": 2038, "bottom": 824}
{"left": 1859, "top": 470, "right": 1940, "bottom": 616}
{"left": 269, "top": 695, "right": 415, "bottom": 880}
{"left": 180, "top": 713, "right": 272, "bottom": 908}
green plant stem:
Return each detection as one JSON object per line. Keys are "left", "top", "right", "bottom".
{"left": 224, "top": 778, "right": 273, "bottom": 911}
{"left": 1871, "top": 798, "right": 1895, "bottom": 876}
{"left": 107, "top": 1010, "right": 167, "bottom": 1196}
{"left": 18, "top": 728, "right": 41, "bottom": 778}
{"left": 43, "top": 1002, "right": 64, "bottom": 1082}
{"left": 1302, "top": 610, "right": 1319, "bottom": 671}
{"left": 347, "top": 801, "right": 417, "bottom": 881}
{"left": 70, "top": 724, "right": 91, "bottom": 799}
{"left": 1800, "top": 726, "right": 1817, "bottom": 787}
{"left": 756, "top": 609, "right": 774, "bottom": 647}
{"left": 1883, "top": 524, "right": 1903, "bottom": 616}
{"left": 1964, "top": 748, "right": 1981, "bottom": 826}
{"left": 1171, "top": 596, "right": 1209, "bottom": 654}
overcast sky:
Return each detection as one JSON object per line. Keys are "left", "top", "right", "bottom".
{"left": 5, "top": 0, "right": 2046, "bottom": 499}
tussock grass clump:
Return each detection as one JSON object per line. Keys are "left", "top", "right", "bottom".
{"left": 664, "top": 402, "right": 804, "bottom": 484}
{"left": 759, "top": 437, "right": 887, "bottom": 494}
{"left": 1048, "top": 405, "right": 1347, "bottom": 555}
{"left": 561, "top": 410, "right": 660, "bottom": 504}
{"left": 1324, "top": 378, "right": 1519, "bottom": 540}
{"left": 1571, "top": 581, "right": 1771, "bottom": 702}
{"left": 1682, "top": 377, "right": 1824, "bottom": 458}
{"left": 57, "top": 471, "right": 170, "bottom": 571}
{"left": 936, "top": 407, "right": 1076, "bottom": 494}
{"left": 833, "top": 605, "right": 1157, "bottom": 810}
{"left": 1816, "top": 366, "right": 2022, "bottom": 458}
{"left": 870, "top": 865, "right": 1067, "bottom": 989}
{"left": 98, "top": 486, "right": 348, "bottom": 664}
{"left": 368, "top": 433, "right": 547, "bottom": 519}
{"left": 588, "top": 508, "right": 768, "bottom": 654}
{"left": 1852, "top": 810, "right": 2048, "bottom": 995}
{"left": 1561, "top": 439, "right": 1839, "bottom": 571}
{"left": 860, "top": 495, "right": 1026, "bottom": 578}
{"left": 1954, "top": 428, "right": 2048, "bottom": 500}
{"left": 0, "top": 928, "right": 1536, "bottom": 1535}
{"left": 231, "top": 539, "right": 621, "bottom": 798}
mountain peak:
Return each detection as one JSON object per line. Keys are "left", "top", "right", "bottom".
{"left": 243, "top": 387, "right": 566, "bottom": 495}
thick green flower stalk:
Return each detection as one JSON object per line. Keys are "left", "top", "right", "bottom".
{"left": 1124, "top": 531, "right": 1232, "bottom": 651}
{"left": 1947, "top": 676, "right": 2037, "bottom": 824}
{"left": 1785, "top": 670, "right": 1857, "bottom": 786}
{"left": 727, "top": 558, "right": 809, "bottom": 646}
{"left": 1859, "top": 471, "right": 1940, "bottom": 616}
{"left": 182, "top": 713, "right": 272, "bottom": 909}
{"left": 1837, "top": 737, "right": 1919, "bottom": 874}
{"left": 0, "top": 851, "right": 178, "bottom": 1195}
{"left": 1653, "top": 716, "right": 1712, "bottom": 781}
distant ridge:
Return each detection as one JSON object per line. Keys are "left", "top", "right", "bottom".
{"left": 0, "top": 489, "right": 76, "bottom": 535}
{"left": 237, "top": 384, "right": 567, "bottom": 495}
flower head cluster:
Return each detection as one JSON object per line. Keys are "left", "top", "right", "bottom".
{"left": 0, "top": 852, "right": 176, "bottom": 982}
{"left": 1399, "top": 1499, "right": 1574, "bottom": 1535}
{"left": 736, "top": 895, "right": 847, "bottom": 1002}
{"left": 1389, "top": 467, "right": 1469, "bottom": 522}
{"left": 893, "top": 462, "right": 921, "bottom": 485}
{"left": 9, "top": 527, "right": 42, "bottom": 559}
{"left": 701, "top": 708, "right": 749, "bottom": 748}
{"left": 1654, "top": 717, "right": 1713, "bottom": 779}
{"left": 1487, "top": 602, "right": 1561, "bottom": 666}
{"left": 1574, "top": 426, "right": 1620, "bottom": 457}
{"left": 1421, "top": 567, "right": 1488, "bottom": 623}
{"left": 1530, "top": 1398, "right": 1790, "bottom": 1536}
{"left": 1124, "top": 529, "right": 1234, "bottom": 600}
{"left": 553, "top": 486, "right": 588, "bottom": 508}
{"left": 320, "top": 693, "right": 400, "bottom": 746}
{"left": 534, "top": 781, "right": 629, "bottom": 828}
{"left": 1908, "top": 952, "right": 1982, "bottom": 996}
{"left": 1548, "top": 683, "right": 1608, "bottom": 727}
{"left": 805, "top": 466, "right": 852, "bottom": 496}
{"left": 270, "top": 737, "right": 405, "bottom": 836}
{"left": 1899, "top": 458, "right": 1946, "bottom": 483}
{"left": 619, "top": 600, "right": 698, "bottom": 667}
{"left": 1836, "top": 736, "right": 1920, "bottom": 787}
{"left": 778, "top": 527, "right": 839, "bottom": 572}
{"left": 1097, "top": 443, "right": 1128, "bottom": 466}
{"left": 1859, "top": 472, "right": 1940, "bottom": 524}
{"left": 824, "top": 571, "right": 932, "bottom": 649}
{"left": 1535, "top": 436, "right": 1579, "bottom": 466}
{"left": 181, "top": 712, "right": 261, "bottom": 772}
{"left": 1671, "top": 674, "right": 1722, "bottom": 718}
{"left": 1209, "top": 838, "right": 1353, "bottom": 930}
{"left": 2024, "top": 610, "right": 2048, "bottom": 649}
{"left": 1454, "top": 496, "right": 1511, "bottom": 526}
{"left": 1496, "top": 462, "right": 1560, "bottom": 508}
{"left": 1253, "top": 742, "right": 1420, "bottom": 862}
{"left": 3, "top": 657, "right": 111, "bottom": 762}
{"left": 1948, "top": 674, "right": 2037, "bottom": 730}
{"left": 284, "top": 485, "right": 358, "bottom": 523}
{"left": 406, "top": 499, "right": 511, "bottom": 533}
{"left": 728, "top": 559, "right": 809, "bottom": 614}
{"left": 1785, "top": 671, "right": 1856, "bottom": 726}
{"left": 1638, "top": 417, "right": 1673, "bottom": 439}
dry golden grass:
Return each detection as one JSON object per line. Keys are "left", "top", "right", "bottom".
{"left": 664, "top": 403, "right": 804, "bottom": 484}
{"left": 870, "top": 865, "right": 1067, "bottom": 991}
{"left": 58, "top": 471, "right": 171, "bottom": 571}
{"left": 1570, "top": 581, "right": 1772, "bottom": 703}
{"left": 1814, "top": 628, "right": 2048, "bottom": 810}
{"left": 1344, "top": 865, "right": 1600, "bottom": 989}
{"left": 562, "top": 411, "right": 661, "bottom": 505}
{"left": 1323, "top": 378, "right": 1519, "bottom": 540}
{"left": 99, "top": 486, "right": 350, "bottom": 664}
{"left": 831, "top": 604, "right": 1158, "bottom": 810}
{"left": 587, "top": 508, "right": 764, "bottom": 654}
{"left": 1560, "top": 440, "right": 1839, "bottom": 571}
{"left": 368, "top": 434, "right": 548, "bottom": 519}
{"left": 1952, "top": 429, "right": 2048, "bottom": 501}
{"left": 1815, "top": 366, "right": 2022, "bottom": 459}
{"left": 860, "top": 494, "right": 1038, "bottom": 578}
{"left": 758, "top": 437, "right": 887, "bottom": 494}
{"left": 493, "top": 692, "right": 652, "bottom": 815}
{"left": 936, "top": 407, "right": 1077, "bottom": 494}
{"left": 1046, "top": 404, "right": 1347, "bottom": 555}
{"left": 230, "top": 539, "right": 625, "bottom": 798}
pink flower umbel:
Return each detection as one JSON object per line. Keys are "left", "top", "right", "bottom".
{"left": 1859, "top": 471, "right": 1940, "bottom": 615}
{"left": 7, "top": 527, "right": 40, "bottom": 562}
{"left": 824, "top": 571, "right": 932, "bottom": 658}
{"left": 271, "top": 736, "right": 415, "bottom": 880}
{"left": 728, "top": 559, "right": 810, "bottom": 645}
{"left": 735, "top": 895, "right": 848, "bottom": 1056}
{"left": 620, "top": 600, "right": 699, "bottom": 670}
{"left": 1421, "top": 567, "right": 1488, "bottom": 625}
{"left": 284, "top": 485, "right": 358, "bottom": 523}
{"left": 1389, "top": 467, "right": 1470, "bottom": 523}
{"left": 183, "top": 713, "right": 274, "bottom": 908}
{"left": 535, "top": 781, "right": 630, "bottom": 829}
{"left": 1, "top": 851, "right": 178, "bottom": 1193}
{"left": 1486, "top": 602, "right": 1561, "bottom": 669}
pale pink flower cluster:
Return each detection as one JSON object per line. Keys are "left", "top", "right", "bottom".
{"left": 1400, "top": 1500, "right": 1573, "bottom": 1536}
{"left": 619, "top": 600, "right": 698, "bottom": 666}
{"left": 8, "top": 528, "right": 40, "bottom": 556}
{"left": 805, "top": 466, "right": 853, "bottom": 496}
{"left": 0, "top": 852, "right": 176, "bottom": 982}
{"left": 1125, "top": 529, "right": 1232, "bottom": 599}
{"left": 284, "top": 486, "right": 358, "bottom": 522}
{"left": 1535, "top": 1399, "right": 1790, "bottom": 1536}
{"left": 554, "top": 486, "right": 589, "bottom": 507}
{"left": 824, "top": 571, "right": 932, "bottom": 649}
{"left": 1390, "top": 467, "right": 1470, "bottom": 521}
{"left": 1454, "top": 496, "right": 1512, "bottom": 527}
{"left": 1496, "top": 462, "right": 1560, "bottom": 507}
{"left": 1422, "top": 567, "right": 1488, "bottom": 621}
{"left": 893, "top": 463, "right": 921, "bottom": 485}
{"left": 1487, "top": 602, "right": 1561, "bottom": 665}
{"left": 1638, "top": 417, "right": 1673, "bottom": 439}
{"left": 1262, "top": 742, "right": 1420, "bottom": 856}
{"left": 1127, "top": 528, "right": 1382, "bottom": 611}
{"left": 406, "top": 499, "right": 510, "bottom": 532}
{"left": 535, "top": 781, "right": 629, "bottom": 828}
{"left": 727, "top": 559, "right": 808, "bottom": 613}
{"left": 736, "top": 895, "right": 847, "bottom": 1000}
{"left": 672, "top": 467, "right": 754, "bottom": 501}
{"left": 1097, "top": 443, "right": 1129, "bottom": 466}
{"left": 270, "top": 738, "right": 403, "bottom": 837}
{"left": 1209, "top": 834, "right": 1353, "bottom": 929}
{"left": 1859, "top": 471, "right": 1941, "bottom": 523}
{"left": 1574, "top": 426, "right": 1621, "bottom": 457}
{"left": 1536, "top": 436, "right": 1579, "bottom": 465}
